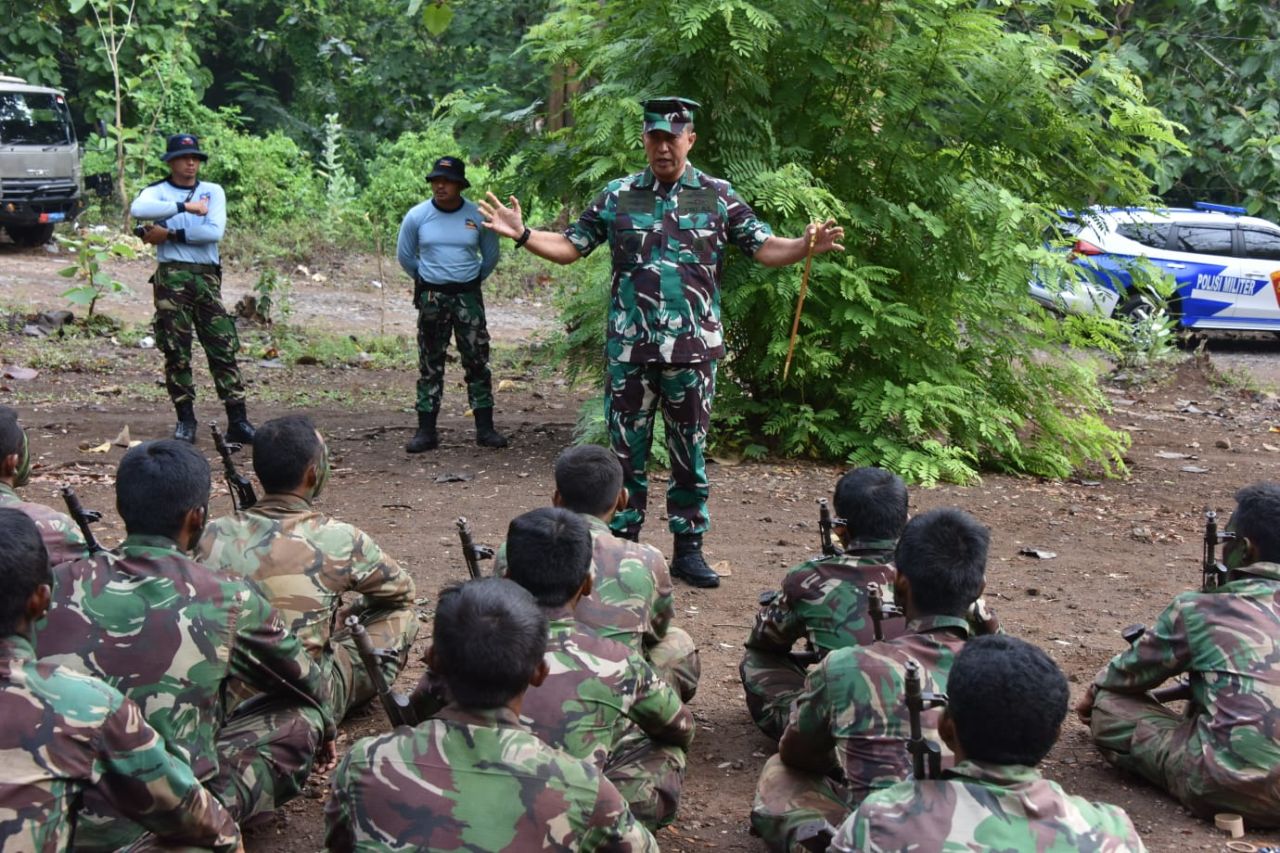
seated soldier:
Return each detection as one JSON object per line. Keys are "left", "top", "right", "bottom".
{"left": 1078, "top": 482, "right": 1280, "bottom": 828}
{"left": 832, "top": 634, "right": 1146, "bottom": 852}
{"left": 0, "top": 405, "right": 91, "bottom": 565}
{"left": 326, "top": 577, "right": 657, "bottom": 852}
{"left": 496, "top": 444, "right": 700, "bottom": 700}
{"left": 197, "top": 414, "right": 417, "bottom": 721}
{"left": 751, "top": 507, "right": 988, "bottom": 851}
{"left": 741, "top": 467, "right": 908, "bottom": 740}
{"left": 0, "top": 508, "right": 242, "bottom": 853}
{"left": 34, "top": 439, "right": 336, "bottom": 851}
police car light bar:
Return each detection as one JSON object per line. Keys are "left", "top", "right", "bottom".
{"left": 1193, "top": 201, "right": 1247, "bottom": 215}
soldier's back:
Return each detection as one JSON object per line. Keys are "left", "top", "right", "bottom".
{"left": 574, "top": 515, "right": 674, "bottom": 650}
{"left": 0, "top": 485, "right": 88, "bottom": 566}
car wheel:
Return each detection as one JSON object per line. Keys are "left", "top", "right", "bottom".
{"left": 1117, "top": 293, "right": 1175, "bottom": 352}
{"left": 6, "top": 223, "right": 56, "bottom": 247}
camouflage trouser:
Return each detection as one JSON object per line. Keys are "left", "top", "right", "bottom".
{"left": 648, "top": 625, "right": 701, "bottom": 702}
{"left": 1091, "top": 688, "right": 1278, "bottom": 826}
{"left": 416, "top": 289, "right": 494, "bottom": 413}
{"left": 605, "top": 360, "right": 716, "bottom": 538}
{"left": 152, "top": 262, "right": 246, "bottom": 405}
{"left": 328, "top": 606, "right": 420, "bottom": 720}
{"left": 751, "top": 754, "right": 850, "bottom": 853}
{"left": 603, "top": 728, "right": 688, "bottom": 830}
{"left": 739, "top": 648, "right": 808, "bottom": 741}
{"left": 73, "top": 698, "right": 324, "bottom": 851}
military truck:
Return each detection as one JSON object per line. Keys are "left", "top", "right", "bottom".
{"left": 0, "top": 75, "right": 85, "bottom": 246}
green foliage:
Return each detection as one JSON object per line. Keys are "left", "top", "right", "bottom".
{"left": 55, "top": 230, "right": 136, "bottom": 318}
{"left": 534, "top": 0, "right": 1180, "bottom": 483}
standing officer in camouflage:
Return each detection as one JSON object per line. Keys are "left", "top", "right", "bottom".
{"left": 326, "top": 578, "right": 657, "bottom": 852}
{"left": 397, "top": 155, "right": 506, "bottom": 452}
{"left": 1078, "top": 481, "right": 1280, "bottom": 827}
{"left": 0, "top": 509, "right": 243, "bottom": 853}
{"left": 34, "top": 440, "right": 335, "bottom": 850}
{"left": 197, "top": 414, "right": 418, "bottom": 721}
{"left": 131, "top": 132, "right": 256, "bottom": 444}
{"left": 741, "top": 467, "right": 908, "bottom": 740}
{"left": 480, "top": 98, "right": 845, "bottom": 587}
{"left": 751, "top": 508, "right": 989, "bottom": 851}
{"left": 832, "top": 635, "right": 1145, "bottom": 852}
{"left": 0, "top": 406, "right": 91, "bottom": 565}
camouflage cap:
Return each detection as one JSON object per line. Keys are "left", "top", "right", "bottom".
{"left": 642, "top": 97, "right": 700, "bottom": 135}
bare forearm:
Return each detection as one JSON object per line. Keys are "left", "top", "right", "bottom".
{"left": 754, "top": 235, "right": 812, "bottom": 268}
{"left": 516, "top": 230, "right": 583, "bottom": 265}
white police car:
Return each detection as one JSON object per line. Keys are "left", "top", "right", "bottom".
{"left": 1030, "top": 203, "right": 1280, "bottom": 331}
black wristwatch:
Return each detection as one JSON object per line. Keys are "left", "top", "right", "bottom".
{"left": 513, "top": 227, "right": 531, "bottom": 249}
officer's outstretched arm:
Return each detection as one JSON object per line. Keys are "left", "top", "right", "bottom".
{"left": 479, "top": 192, "right": 582, "bottom": 265}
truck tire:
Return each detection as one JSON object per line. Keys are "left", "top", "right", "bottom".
{"left": 6, "top": 223, "right": 56, "bottom": 247}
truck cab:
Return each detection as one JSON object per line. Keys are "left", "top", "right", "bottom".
{"left": 0, "top": 75, "right": 84, "bottom": 246}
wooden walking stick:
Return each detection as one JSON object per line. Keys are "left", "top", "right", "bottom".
{"left": 783, "top": 224, "right": 819, "bottom": 382}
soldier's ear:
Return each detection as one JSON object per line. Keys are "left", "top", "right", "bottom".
{"left": 25, "top": 584, "right": 51, "bottom": 625}
{"left": 614, "top": 489, "right": 628, "bottom": 513}
{"left": 938, "top": 710, "right": 961, "bottom": 756}
{"left": 528, "top": 658, "right": 550, "bottom": 688}
{"left": 0, "top": 452, "right": 16, "bottom": 478}
{"left": 551, "top": 488, "right": 564, "bottom": 509}
{"left": 580, "top": 572, "right": 594, "bottom": 599}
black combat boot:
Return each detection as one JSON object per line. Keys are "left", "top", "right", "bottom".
{"left": 172, "top": 401, "right": 198, "bottom": 444}
{"left": 406, "top": 409, "right": 439, "bottom": 453}
{"left": 224, "top": 401, "right": 257, "bottom": 444}
{"left": 474, "top": 407, "right": 509, "bottom": 448}
{"left": 671, "top": 532, "right": 721, "bottom": 588}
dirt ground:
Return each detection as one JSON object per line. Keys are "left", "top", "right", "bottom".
{"left": 5, "top": 241, "right": 1280, "bottom": 852}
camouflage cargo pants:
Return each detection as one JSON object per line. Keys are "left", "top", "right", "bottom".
{"left": 416, "top": 289, "right": 494, "bottom": 414}
{"left": 152, "top": 262, "right": 246, "bottom": 405}
{"left": 603, "top": 728, "right": 688, "bottom": 830}
{"left": 606, "top": 360, "right": 716, "bottom": 539}
{"left": 648, "top": 625, "right": 702, "bottom": 703}
{"left": 328, "top": 606, "right": 420, "bottom": 720}
{"left": 739, "top": 648, "right": 808, "bottom": 741}
{"left": 751, "top": 754, "right": 850, "bottom": 852}
{"left": 1091, "top": 688, "right": 1278, "bottom": 826}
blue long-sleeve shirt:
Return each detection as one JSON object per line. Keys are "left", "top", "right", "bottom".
{"left": 396, "top": 197, "right": 500, "bottom": 289}
{"left": 130, "top": 178, "right": 226, "bottom": 266}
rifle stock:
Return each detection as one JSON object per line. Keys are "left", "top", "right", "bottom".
{"left": 817, "top": 498, "right": 843, "bottom": 557}
{"left": 345, "top": 615, "right": 415, "bottom": 727}
{"left": 867, "top": 583, "right": 902, "bottom": 642}
{"left": 211, "top": 423, "right": 257, "bottom": 511}
{"left": 60, "top": 486, "right": 104, "bottom": 553}
{"left": 456, "top": 517, "right": 494, "bottom": 579}
{"left": 904, "top": 660, "right": 947, "bottom": 780}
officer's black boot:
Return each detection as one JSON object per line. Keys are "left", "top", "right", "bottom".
{"left": 474, "top": 407, "right": 509, "bottom": 448}
{"left": 224, "top": 401, "right": 257, "bottom": 444}
{"left": 172, "top": 401, "right": 197, "bottom": 444}
{"left": 671, "top": 532, "right": 721, "bottom": 588}
{"left": 406, "top": 409, "right": 439, "bottom": 453}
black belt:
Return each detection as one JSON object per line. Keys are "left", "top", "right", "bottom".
{"left": 159, "top": 261, "right": 220, "bottom": 273}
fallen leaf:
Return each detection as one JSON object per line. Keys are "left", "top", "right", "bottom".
{"left": 434, "top": 472, "right": 474, "bottom": 484}
{"left": 1180, "top": 465, "right": 1210, "bottom": 474}
{"left": 1154, "top": 451, "right": 1192, "bottom": 460}
{"left": 711, "top": 560, "right": 732, "bottom": 577}
{"left": 94, "top": 385, "right": 123, "bottom": 396}
{"left": 497, "top": 379, "right": 519, "bottom": 392}
{"left": 1018, "top": 548, "right": 1058, "bottom": 560}
{"left": 82, "top": 442, "right": 112, "bottom": 453}
{"left": 112, "top": 425, "right": 131, "bottom": 447}
{"left": 1263, "top": 444, "right": 1279, "bottom": 453}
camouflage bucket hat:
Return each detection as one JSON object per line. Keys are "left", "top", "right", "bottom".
{"left": 642, "top": 97, "right": 700, "bottom": 135}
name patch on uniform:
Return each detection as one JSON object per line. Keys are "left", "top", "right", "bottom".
{"left": 618, "top": 189, "right": 657, "bottom": 215}
{"left": 465, "top": 218, "right": 478, "bottom": 230}
{"left": 678, "top": 189, "right": 718, "bottom": 216}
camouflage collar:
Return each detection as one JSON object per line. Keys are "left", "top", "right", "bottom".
{"left": 254, "top": 493, "right": 314, "bottom": 512}
{"left": 635, "top": 164, "right": 701, "bottom": 190}
{"left": 583, "top": 513, "right": 614, "bottom": 534}
{"left": 438, "top": 704, "right": 526, "bottom": 731}
{"left": 840, "top": 538, "right": 897, "bottom": 557}
{"left": 1230, "top": 561, "right": 1280, "bottom": 583}
{"left": 0, "top": 634, "right": 35, "bottom": 662}
{"left": 544, "top": 605, "right": 577, "bottom": 626}
{"left": 0, "top": 482, "right": 17, "bottom": 502}
{"left": 121, "top": 532, "right": 187, "bottom": 556}
{"left": 945, "top": 759, "right": 1041, "bottom": 787}
{"left": 905, "top": 613, "right": 971, "bottom": 637}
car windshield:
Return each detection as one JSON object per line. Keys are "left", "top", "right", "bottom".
{"left": 0, "top": 92, "right": 74, "bottom": 146}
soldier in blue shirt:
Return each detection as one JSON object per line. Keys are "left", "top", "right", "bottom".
{"left": 397, "top": 156, "right": 505, "bottom": 452}
{"left": 130, "top": 132, "right": 255, "bottom": 445}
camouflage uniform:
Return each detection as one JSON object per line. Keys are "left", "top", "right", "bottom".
{"left": 740, "top": 540, "right": 899, "bottom": 740}
{"left": 325, "top": 705, "right": 659, "bottom": 852}
{"left": 563, "top": 165, "right": 773, "bottom": 537}
{"left": 495, "top": 513, "right": 700, "bottom": 700}
{"left": 0, "top": 482, "right": 90, "bottom": 566}
{"left": 34, "top": 533, "right": 335, "bottom": 850}
{"left": 0, "top": 635, "right": 242, "bottom": 853}
{"left": 830, "top": 760, "right": 1147, "bottom": 853}
{"left": 196, "top": 493, "right": 419, "bottom": 719}
{"left": 751, "top": 615, "right": 971, "bottom": 851}
{"left": 416, "top": 290, "right": 495, "bottom": 413}
{"left": 153, "top": 262, "right": 246, "bottom": 405}
{"left": 1089, "top": 561, "right": 1280, "bottom": 827}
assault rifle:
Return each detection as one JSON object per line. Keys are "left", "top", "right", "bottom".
{"left": 904, "top": 660, "right": 947, "bottom": 780}
{"left": 345, "top": 615, "right": 416, "bottom": 727}
{"left": 1202, "top": 508, "right": 1235, "bottom": 592}
{"left": 456, "top": 516, "right": 493, "bottom": 579}
{"left": 817, "top": 498, "right": 843, "bottom": 557}
{"left": 211, "top": 423, "right": 257, "bottom": 511}
{"left": 868, "top": 583, "right": 903, "bottom": 641}
{"left": 60, "top": 485, "right": 105, "bottom": 553}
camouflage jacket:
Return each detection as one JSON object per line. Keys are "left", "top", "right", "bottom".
{"left": 520, "top": 608, "right": 695, "bottom": 769}
{"left": 831, "top": 760, "right": 1147, "bottom": 852}
{"left": 196, "top": 493, "right": 416, "bottom": 660}
{"left": 746, "top": 540, "right": 900, "bottom": 657}
{"left": 0, "top": 636, "right": 241, "bottom": 853}
{"left": 782, "top": 615, "right": 971, "bottom": 806}
{"left": 325, "top": 705, "right": 659, "bottom": 852}
{"left": 563, "top": 164, "right": 773, "bottom": 364}
{"left": 0, "top": 483, "right": 90, "bottom": 567}
{"left": 495, "top": 514, "right": 675, "bottom": 653}
{"left": 35, "top": 533, "right": 335, "bottom": 781}
{"left": 1094, "top": 561, "right": 1280, "bottom": 807}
